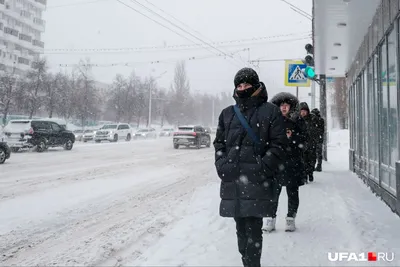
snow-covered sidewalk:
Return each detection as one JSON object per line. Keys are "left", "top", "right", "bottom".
{"left": 129, "top": 131, "right": 400, "bottom": 266}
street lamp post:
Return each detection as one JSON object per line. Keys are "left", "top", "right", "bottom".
{"left": 148, "top": 71, "right": 167, "bottom": 128}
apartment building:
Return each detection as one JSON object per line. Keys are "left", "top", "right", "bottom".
{"left": 0, "top": 0, "right": 46, "bottom": 75}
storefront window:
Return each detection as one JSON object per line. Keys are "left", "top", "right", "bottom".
{"left": 374, "top": 54, "right": 380, "bottom": 180}
{"left": 380, "top": 40, "right": 390, "bottom": 166}
{"left": 368, "top": 61, "right": 375, "bottom": 163}
{"left": 387, "top": 28, "right": 398, "bottom": 168}
{"left": 364, "top": 67, "right": 369, "bottom": 172}
{"left": 390, "top": 0, "right": 399, "bottom": 22}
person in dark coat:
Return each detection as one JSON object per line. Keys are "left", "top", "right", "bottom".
{"left": 299, "top": 102, "right": 319, "bottom": 182}
{"left": 214, "top": 67, "right": 287, "bottom": 267}
{"left": 262, "top": 92, "right": 308, "bottom": 232}
{"left": 311, "top": 108, "right": 325, "bottom": 171}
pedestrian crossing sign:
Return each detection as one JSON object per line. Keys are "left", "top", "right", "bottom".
{"left": 284, "top": 60, "right": 311, "bottom": 87}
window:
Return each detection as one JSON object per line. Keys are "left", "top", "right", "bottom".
{"left": 51, "top": 123, "right": 62, "bottom": 132}
{"left": 368, "top": 60, "right": 376, "bottom": 178}
{"left": 380, "top": 39, "right": 390, "bottom": 166}
{"left": 363, "top": 68, "right": 369, "bottom": 171}
{"left": 387, "top": 28, "right": 398, "bottom": 168}
{"left": 374, "top": 54, "right": 379, "bottom": 165}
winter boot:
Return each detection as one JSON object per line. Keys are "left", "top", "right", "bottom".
{"left": 285, "top": 217, "right": 296, "bottom": 232}
{"left": 315, "top": 163, "right": 322, "bottom": 172}
{"left": 308, "top": 174, "right": 314, "bottom": 182}
{"left": 262, "top": 217, "right": 276, "bottom": 232}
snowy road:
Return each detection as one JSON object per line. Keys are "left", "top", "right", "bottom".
{"left": 0, "top": 138, "right": 215, "bottom": 266}
{"left": 1, "top": 130, "right": 400, "bottom": 266}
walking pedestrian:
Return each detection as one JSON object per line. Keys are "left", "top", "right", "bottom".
{"left": 214, "top": 68, "right": 287, "bottom": 267}
{"left": 263, "top": 92, "right": 308, "bottom": 232}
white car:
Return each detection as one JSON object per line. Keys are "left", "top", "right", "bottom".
{"left": 94, "top": 123, "right": 132, "bottom": 142}
{"left": 82, "top": 129, "right": 97, "bottom": 142}
{"left": 134, "top": 128, "right": 157, "bottom": 139}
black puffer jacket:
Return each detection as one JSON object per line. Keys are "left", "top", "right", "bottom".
{"left": 213, "top": 83, "right": 287, "bottom": 218}
{"left": 270, "top": 92, "right": 308, "bottom": 187}
{"left": 311, "top": 108, "right": 325, "bottom": 144}
{"left": 299, "top": 102, "right": 319, "bottom": 147}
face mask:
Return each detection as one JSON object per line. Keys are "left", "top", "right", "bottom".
{"left": 235, "top": 85, "right": 258, "bottom": 98}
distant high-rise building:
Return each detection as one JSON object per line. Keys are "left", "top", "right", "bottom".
{"left": 0, "top": 0, "right": 46, "bottom": 75}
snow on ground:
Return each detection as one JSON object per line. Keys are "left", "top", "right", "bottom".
{"left": 1, "top": 130, "right": 400, "bottom": 266}
{"left": 0, "top": 138, "right": 215, "bottom": 266}
{"left": 127, "top": 129, "right": 400, "bottom": 267}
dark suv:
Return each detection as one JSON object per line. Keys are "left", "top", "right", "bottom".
{"left": 4, "top": 120, "right": 75, "bottom": 152}
{"left": 0, "top": 140, "right": 11, "bottom": 164}
{"left": 173, "top": 125, "right": 211, "bottom": 149}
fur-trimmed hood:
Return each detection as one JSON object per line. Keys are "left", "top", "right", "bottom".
{"left": 270, "top": 92, "right": 299, "bottom": 112}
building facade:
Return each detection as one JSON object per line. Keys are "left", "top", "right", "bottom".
{"left": 314, "top": 0, "right": 400, "bottom": 215}
{"left": 0, "top": 0, "right": 46, "bottom": 75}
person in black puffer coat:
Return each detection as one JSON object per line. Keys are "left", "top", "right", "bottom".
{"left": 262, "top": 92, "right": 308, "bottom": 233}
{"left": 299, "top": 102, "right": 319, "bottom": 182}
{"left": 214, "top": 68, "right": 287, "bottom": 267}
{"left": 311, "top": 108, "right": 325, "bottom": 171}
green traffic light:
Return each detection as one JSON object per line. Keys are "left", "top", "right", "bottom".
{"left": 305, "top": 66, "right": 315, "bottom": 79}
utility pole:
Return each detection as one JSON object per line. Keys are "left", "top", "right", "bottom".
{"left": 311, "top": 80, "right": 316, "bottom": 109}
{"left": 212, "top": 98, "right": 215, "bottom": 126}
{"left": 148, "top": 82, "right": 152, "bottom": 127}
{"left": 319, "top": 74, "right": 327, "bottom": 161}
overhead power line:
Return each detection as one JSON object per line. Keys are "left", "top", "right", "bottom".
{"left": 47, "top": 0, "right": 109, "bottom": 9}
{"left": 54, "top": 49, "right": 247, "bottom": 68}
{"left": 280, "top": 0, "right": 312, "bottom": 19}
{"left": 138, "top": 0, "right": 249, "bottom": 66}
{"left": 125, "top": 0, "right": 243, "bottom": 66}
{"left": 40, "top": 34, "right": 311, "bottom": 54}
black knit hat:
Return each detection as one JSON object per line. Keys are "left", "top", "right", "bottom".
{"left": 234, "top": 68, "right": 259, "bottom": 88}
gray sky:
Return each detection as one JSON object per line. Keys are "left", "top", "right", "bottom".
{"left": 42, "top": 0, "right": 312, "bottom": 98}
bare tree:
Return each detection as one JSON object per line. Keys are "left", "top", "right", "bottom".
{"left": 170, "top": 61, "right": 191, "bottom": 125}
{"left": 25, "top": 58, "right": 47, "bottom": 118}
{"left": 0, "top": 71, "right": 19, "bottom": 125}
{"left": 74, "top": 59, "right": 99, "bottom": 127}
{"left": 109, "top": 74, "right": 127, "bottom": 122}
{"left": 43, "top": 73, "right": 62, "bottom": 118}
{"left": 125, "top": 72, "right": 140, "bottom": 124}
{"left": 333, "top": 77, "right": 348, "bottom": 129}
{"left": 55, "top": 72, "right": 75, "bottom": 120}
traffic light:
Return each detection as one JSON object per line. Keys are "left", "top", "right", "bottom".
{"left": 303, "top": 44, "right": 316, "bottom": 79}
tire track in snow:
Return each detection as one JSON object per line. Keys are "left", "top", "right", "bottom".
{"left": 0, "top": 143, "right": 215, "bottom": 266}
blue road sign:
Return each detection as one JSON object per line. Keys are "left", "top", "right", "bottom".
{"left": 284, "top": 60, "right": 310, "bottom": 87}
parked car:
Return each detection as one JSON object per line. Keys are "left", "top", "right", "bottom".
{"left": 173, "top": 125, "right": 211, "bottom": 149}
{"left": 0, "top": 141, "right": 11, "bottom": 164}
{"left": 3, "top": 119, "right": 75, "bottom": 152}
{"left": 95, "top": 123, "right": 132, "bottom": 142}
{"left": 159, "top": 128, "right": 174, "bottom": 137}
{"left": 134, "top": 128, "right": 157, "bottom": 139}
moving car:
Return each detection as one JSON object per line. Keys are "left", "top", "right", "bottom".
{"left": 159, "top": 128, "right": 174, "bottom": 137}
{"left": 82, "top": 129, "right": 97, "bottom": 142}
{"left": 95, "top": 123, "right": 132, "bottom": 142}
{"left": 173, "top": 125, "right": 211, "bottom": 149}
{"left": 0, "top": 141, "right": 11, "bottom": 164}
{"left": 3, "top": 119, "right": 75, "bottom": 152}
{"left": 134, "top": 128, "right": 157, "bottom": 139}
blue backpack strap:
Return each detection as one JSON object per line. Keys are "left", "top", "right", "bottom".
{"left": 233, "top": 105, "right": 260, "bottom": 145}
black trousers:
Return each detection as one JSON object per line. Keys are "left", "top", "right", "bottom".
{"left": 234, "top": 217, "right": 263, "bottom": 267}
{"left": 316, "top": 142, "right": 323, "bottom": 165}
{"left": 269, "top": 184, "right": 299, "bottom": 218}
{"left": 304, "top": 146, "right": 317, "bottom": 175}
